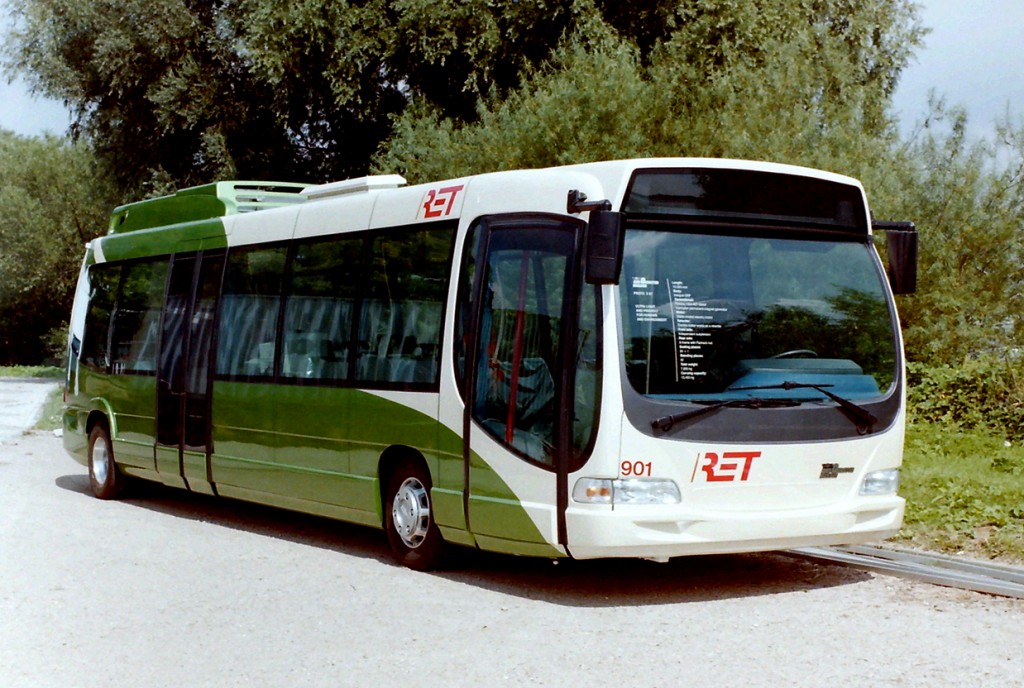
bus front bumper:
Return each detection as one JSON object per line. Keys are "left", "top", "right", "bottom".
{"left": 564, "top": 497, "right": 904, "bottom": 560}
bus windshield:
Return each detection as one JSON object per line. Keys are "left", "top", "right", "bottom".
{"left": 619, "top": 229, "right": 896, "bottom": 402}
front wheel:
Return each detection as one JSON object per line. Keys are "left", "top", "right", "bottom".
{"left": 384, "top": 460, "right": 447, "bottom": 570}
{"left": 88, "top": 424, "right": 123, "bottom": 500}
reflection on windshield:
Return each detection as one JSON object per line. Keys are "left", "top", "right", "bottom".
{"left": 620, "top": 230, "right": 896, "bottom": 401}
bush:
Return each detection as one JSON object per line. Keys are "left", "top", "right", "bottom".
{"left": 907, "top": 355, "right": 1024, "bottom": 440}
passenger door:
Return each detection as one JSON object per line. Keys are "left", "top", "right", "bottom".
{"left": 155, "top": 250, "right": 225, "bottom": 493}
{"left": 460, "top": 216, "right": 584, "bottom": 554}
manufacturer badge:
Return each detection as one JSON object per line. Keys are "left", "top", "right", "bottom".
{"left": 819, "top": 463, "right": 855, "bottom": 479}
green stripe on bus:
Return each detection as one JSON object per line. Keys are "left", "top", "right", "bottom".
{"left": 66, "top": 376, "right": 553, "bottom": 551}
{"left": 98, "top": 219, "right": 228, "bottom": 262}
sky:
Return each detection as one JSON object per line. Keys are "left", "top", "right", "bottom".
{"left": 890, "top": 0, "right": 1024, "bottom": 139}
{"left": 1, "top": 1, "right": 1023, "bottom": 141}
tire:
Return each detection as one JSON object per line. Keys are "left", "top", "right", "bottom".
{"left": 384, "top": 460, "right": 447, "bottom": 571}
{"left": 88, "top": 424, "right": 123, "bottom": 500}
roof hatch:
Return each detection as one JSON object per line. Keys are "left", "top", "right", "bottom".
{"left": 301, "top": 175, "right": 407, "bottom": 201}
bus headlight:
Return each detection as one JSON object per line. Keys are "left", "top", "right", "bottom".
{"left": 860, "top": 469, "right": 899, "bottom": 496}
{"left": 572, "top": 478, "right": 681, "bottom": 505}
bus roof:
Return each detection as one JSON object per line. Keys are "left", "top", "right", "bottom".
{"left": 107, "top": 181, "right": 309, "bottom": 234}
{"left": 96, "top": 159, "right": 869, "bottom": 256}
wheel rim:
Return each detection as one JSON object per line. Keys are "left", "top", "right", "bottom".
{"left": 392, "top": 477, "right": 430, "bottom": 549}
{"left": 92, "top": 437, "right": 110, "bottom": 486}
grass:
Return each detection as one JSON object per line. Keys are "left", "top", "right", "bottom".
{"left": 0, "top": 365, "right": 64, "bottom": 379}
{"left": 896, "top": 422, "right": 1024, "bottom": 563}
{"left": 33, "top": 386, "right": 65, "bottom": 432}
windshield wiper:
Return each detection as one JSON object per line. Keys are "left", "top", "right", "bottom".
{"left": 727, "top": 381, "right": 878, "bottom": 434}
{"left": 651, "top": 397, "right": 802, "bottom": 433}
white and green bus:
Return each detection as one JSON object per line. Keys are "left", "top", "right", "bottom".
{"left": 63, "top": 158, "right": 917, "bottom": 569}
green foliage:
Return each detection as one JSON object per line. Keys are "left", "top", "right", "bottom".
{"left": 0, "top": 131, "right": 116, "bottom": 364}
{"left": 32, "top": 385, "right": 65, "bottom": 431}
{"left": 6, "top": 0, "right": 926, "bottom": 197}
{"left": 377, "top": 0, "right": 924, "bottom": 181}
{"left": 376, "top": 10, "right": 654, "bottom": 180}
{"left": 0, "top": 365, "right": 64, "bottom": 379}
{"left": 6, "top": 0, "right": 642, "bottom": 192}
{"left": 241, "top": 0, "right": 579, "bottom": 124}
{"left": 900, "top": 423, "right": 1024, "bottom": 562}
{"left": 868, "top": 101, "right": 1024, "bottom": 365}
{"left": 907, "top": 355, "right": 1024, "bottom": 441}
{"left": 5, "top": 0, "right": 310, "bottom": 191}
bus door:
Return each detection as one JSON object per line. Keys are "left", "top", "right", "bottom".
{"left": 156, "top": 249, "right": 225, "bottom": 494}
{"left": 462, "top": 216, "right": 583, "bottom": 554}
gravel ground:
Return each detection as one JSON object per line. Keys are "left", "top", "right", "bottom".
{"left": 0, "top": 379, "right": 56, "bottom": 444}
{"left": 1, "top": 384, "right": 1023, "bottom": 687}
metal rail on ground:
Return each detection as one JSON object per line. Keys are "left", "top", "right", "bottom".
{"left": 788, "top": 544, "right": 1024, "bottom": 599}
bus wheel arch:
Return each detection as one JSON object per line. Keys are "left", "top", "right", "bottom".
{"left": 85, "top": 409, "right": 109, "bottom": 437}
{"left": 87, "top": 420, "right": 123, "bottom": 500}
{"left": 379, "top": 447, "right": 447, "bottom": 570}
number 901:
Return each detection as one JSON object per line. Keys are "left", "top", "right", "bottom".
{"left": 620, "top": 460, "right": 652, "bottom": 477}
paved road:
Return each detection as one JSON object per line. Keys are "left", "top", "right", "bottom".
{"left": 1, "top": 380, "right": 1023, "bottom": 686}
{"left": 0, "top": 379, "right": 58, "bottom": 444}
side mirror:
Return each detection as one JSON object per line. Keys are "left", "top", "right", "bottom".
{"left": 874, "top": 221, "right": 918, "bottom": 295}
{"left": 585, "top": 210, "right": 625, "bottom": 285}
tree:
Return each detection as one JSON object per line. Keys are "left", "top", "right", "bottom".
{"left": 6, "top": 0, "right": 922, "bottom": 194}
{"left": 376, "top": 0, "right": 925, "bottom": 181}
{"left": 5, "top": 0, "right": 316, "bottom": 194}
{"left": 0, "top": 131, "right": 116, "bottom": 364}
{"left": 866, "top": 100, "right": 1024, "bottom": 365}
{"left": 4, "top": 0, "right": 587, "bottom": 193}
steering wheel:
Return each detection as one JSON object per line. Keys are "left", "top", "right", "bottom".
{"left": 770, "top": 349, "right": 818, "bottom": 359}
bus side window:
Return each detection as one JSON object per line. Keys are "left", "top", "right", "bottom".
{"left": 81, "top": 264, "right": 121, "bottom": 372}
{"left": 109, "top": 258, "right": 168, "bottom": 374}
{"left": 217, "top": 246, "right": 287, "bottom": 379}
{"left": 355, "top": 227, "right": 453, "bottom": 386}
{"left": 453, "top": 225, "right": 480, "bottom": 396}
{"left": 282, "top": 236, "right": 362, "bottom": 381}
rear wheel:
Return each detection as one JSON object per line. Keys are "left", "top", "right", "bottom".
{"left": 88, "top": 424, "right": 123, "bottom": 499}
{"left": 384, "top": 460, "right": 447, "bottom": 570}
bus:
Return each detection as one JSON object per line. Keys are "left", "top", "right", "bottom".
{"left": 63, "top": 158, "right": 918, "bottom": 570}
